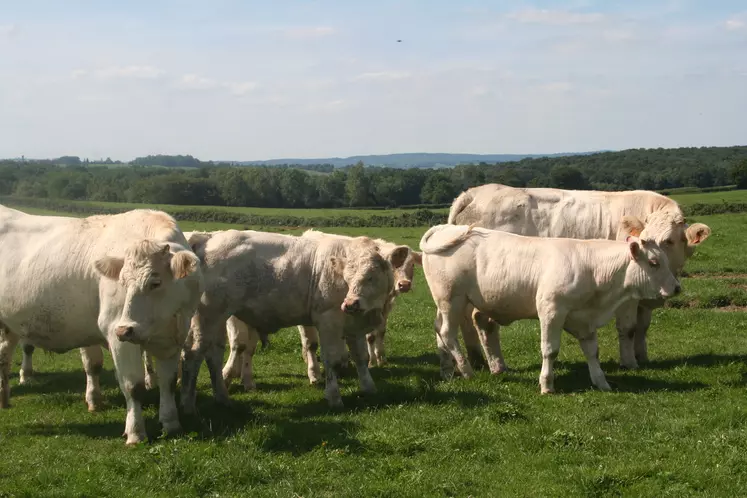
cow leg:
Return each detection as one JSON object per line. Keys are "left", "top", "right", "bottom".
{"left": 538, "top": 309, "right": 565, "bottom": 394}
{"left": 614, "top": 302, "right": 639, "bottom": 370}
{"left": 0, "top": 327, "right": 20, "bottom": 409}
{"left": 436, "top": 300, "right": 473, "bottom": 380}
{"left": 19, "top": 340, "right": 34, "bottom": 385}
{"left": 80, "top": 346, "right": 104, "bottom": 412}
{"left": 472, "top": 309, "right": 508, "bottom": 374}
{"left": 317, "top": 320, "right": 347, "bottom": 408}
{"left": 155, "top": 353, "right": 181, "bottom": 435}
{"left": 461, "top": 304, "right": 487, "bottom": 370}
{"left": 345, "top": 333, "right": 376, "bottom": 394}
{"left": 143, "top": 352, "right": 158, "bottom": 390}
{"left": 223, "top": 316, "right": 248, "bottom": 388}
{"left": 299, "top": 325, "right": 322, "bottom": 385}
{"left": 578, "top": 329, "right": 611, "bottom": 392}
{"left": 634, "top": 305, "right": 652, "bottom": 365}
{"left": 109, "top": 340, "right": 147, "bottom": 445}
{"left": 366, "top": 323, "right": 386, "bottom": 368}
{"left": 434, "top": 310, "right": 455, "bottom": 377}
{"left": 203, "top": 323, "right": 231, "bottom": 407}
{"left": 237, "top": 325, "right": 260, "bottom": 391}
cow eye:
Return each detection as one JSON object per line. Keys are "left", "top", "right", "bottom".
{"left": 648, "top": 260, "right": 660, "bottom": 269}
{"left": 664, "top": 239, "right": 674, "bottom": 246}
{"left": 149, "top": 281, "right": 162, "bottom": 290}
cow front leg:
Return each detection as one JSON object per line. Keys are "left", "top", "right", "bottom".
{"left": 19, "top": 340, "right": 34, "bottom": 385}
{"left": 345, "top": 333, "right": 376, "bottom": 394}
{"left": 461, "top": 304, "right": 487, "bottom": 370}
{"left": 318, "top": 322, "right": 347, "bottom": 407}
{"left": 434, "top": 310, "right": 455, "bottom": 378}
{"left": 578, "top": 329, "right": 611, "bottom": 392}
{"left": 298, "top": 325, "right": 322, "bottom": 385}
{"left": 615, "top": 302, "right": 639, "bottom": 370}
{"left": 371, "top": 322, "right": 387, "bottom": 367}
{"left": 238, "top": 324, "right": 260, "bottom": 391}
{"left": 634, "top": 305, "right": 652, "bottom": 365}
{"left": 143, "top": 351, "right": 158, "bottom": 390}
{"left": 203, "top": 323, "right": 231, "bottom": 406}
{"left": 155, "top": 353, "right": 181, "bottom": 435}
{"left": 538, "top": 308, "right": 565, "bottom": 394}
{"left": 472, "top": 309, "right": 508, "bottom": 374}
{"left": 80, "top": 346, "right": 104, "bottom": 412}
{"left": 0, "top": 327, "right": 20, "bottom": 408}
{"left": 109, "top": 340, "right": 147, "bottom": 445}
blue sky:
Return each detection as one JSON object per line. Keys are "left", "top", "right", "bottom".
{"left": 1, "top": 1, "right": 745, "bottom": 161}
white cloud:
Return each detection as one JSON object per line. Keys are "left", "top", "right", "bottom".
{"left": 507, "top": 8, "right": 605, "bottom": 25}
{"left": 306, "top": 99, "right": 350, "bottom": 112}
{"left": 178, "top": 73, "right": 219, "bottom": 90}
{"left": 94, "top": 65, "right": 164, "bottom": 79}
{"left": 72, "top": 65, "right": 164, "bottom": 80}
{"left": 536, "top": 81, "right": 574, "bottom": 93}
{"left": 725, "top": 15, "right": 746, "bottom": 31}
{"left": 283, "top": 26, "right": 335, "bottom": 39}
{"left": 225, "top": 81, "right": 258, "bottom": 96}
{"left": 0, "top": 24, "right": 19, "bottom": 38}
{"left": 352, "top": 71, "right": 412, "bottom": 82}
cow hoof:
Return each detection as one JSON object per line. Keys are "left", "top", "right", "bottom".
{"left": 490, "top": 365, "right": 509, "bottom": 375}
{"left": 19, "top": 370, "right": 32, "bottom": 385}
{"left": 144, "top": 378, "right": 156, "bottom": 391}
{"left": 619, "top": 361, "right": 639, "bottom": 370}
{"left": 87, "top": 401, "right": 103, "bottom": 413}
{"left": 367, "top": 361, "right": 376, "bottom": 368}
{"left": 595, "top": 382, "right": 612, "bottom": 392}
{"left": 161, "top": 420, "right": 182, "bottom": 436}
{"left": 242, "top": 381, "right": 257, "bottom": 391}
{"left": 377, "top": 358, "right": 387, "bottom": 367}
{"left": 540, "top": 387, "right": 555, "bottom": 394}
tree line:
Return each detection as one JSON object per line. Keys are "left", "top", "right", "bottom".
{"left": 2, "top": 146, "right": 746, "bottom": 209}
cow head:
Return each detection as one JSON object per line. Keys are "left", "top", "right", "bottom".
{"left": 94, "top": 240, "right": 202, "bottom": 345}
{"left": 331, "top": 237, "right": 394, "bottom": 314}
{"left": 374, "top": 239, "right": 421, "bottom": 294}
{"left": 621, "top": 211, "right": 711, "bottom": 276}
{"left": 625, "top": 235, "right": 681, "bottom": 300}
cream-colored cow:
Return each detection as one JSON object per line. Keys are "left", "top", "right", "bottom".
{"left": 420, "top": 223, "right": 680, "bottom": 392}
{"left": 0, "top": 206, "right": 202, "bottom": 445}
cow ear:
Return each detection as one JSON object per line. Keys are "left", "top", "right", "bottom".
{"left": 686, "top": 223, "right": 711, "bottom": 246}
{"left": 412, "top": 251, "right": 423, "bottom": 265}
{"left": 94, "top": 256, "right": 124, "bottom": 280}
{"left": 388, "top": 246, "right": 410, "bottom": 269}
{"left": 329, "top": 256, "right": 346, "bottom": 274}
{"left": 161, "top": 244, "right": 171, "bottom": 255}
{"left": 629, "top": 241, "right": 641, "bottom": 260}
{"left": 621, "top": 216, "right": 644, "bottom": 237}
{"left": 171, "top": 251, "right": 199, "bottom": 279}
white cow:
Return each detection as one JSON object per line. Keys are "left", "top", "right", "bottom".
{"left": 448, "top": 184, "right": 711, "bottom": 370}
{"left": 221, "top": 230, "right": 420, "bottom": 390}
{"left": 179, "top": 229, "right": 403, "bottom": 410}
{"left": 0, "top": 206, "right": 202, "bottom": 445}
{"left": 420, "top": 223, "right": 681, "bottom": 392}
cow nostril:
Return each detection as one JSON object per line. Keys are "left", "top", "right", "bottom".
{"left": 674, "top": 285, "right": 682, "bottom": 295}
{"left": 116, "top": 326, "right": 134, "bottom": 340}
{"left": 398, "top": 281, "right": 411, "bottom": 292}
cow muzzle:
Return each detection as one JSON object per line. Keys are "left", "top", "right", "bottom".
{"left": 341, "top": 298, "right": 361, "bottom": 314}
{"left": 397, "top": 280, "right": 412, "bottom": 293}
{"left": 115, "top": 325, "right": 137, "bottom": 343}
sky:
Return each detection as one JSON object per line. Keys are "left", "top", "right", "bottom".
{"left": 1, "top": 0, "right": 745, "bottom": 161}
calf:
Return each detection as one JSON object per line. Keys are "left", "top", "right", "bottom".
{"left": 420, "top": 223, "right": 680, "bottom": 393}
{"left": 179, "top": 229, "right": 402, "bottom": 410}
{"left": 0, "top": 206, "right": 202, "bottom": 444}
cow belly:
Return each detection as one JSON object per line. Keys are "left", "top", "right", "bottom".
{"left": 13, "top": 310, "right": 104, "bottom": 352}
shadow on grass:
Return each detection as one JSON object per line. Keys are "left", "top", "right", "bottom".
{"left": 643, "top": 353, "right": 747, "bottom": 371}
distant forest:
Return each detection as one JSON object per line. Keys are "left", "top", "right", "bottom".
{"left": 1, "top": 146, "right": 746, "bottom": 209}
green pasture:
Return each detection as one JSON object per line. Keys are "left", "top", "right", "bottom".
{"left": 1, "top": 206, "right": 747, "bottom": 496}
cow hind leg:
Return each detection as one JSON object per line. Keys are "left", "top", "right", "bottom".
{"left": 143, "top": 352, "right": 158, "bottom": 390}
{"left": 238, "top": 325, "right": 260, "bottom": 391}
{"left": 80, "top": 346, "right": 104, "bottom": 412}
{"left": 578, "top": 330, "right": 611, "bottom": 392}
{"left": 461, "top": 304, "right": 487, "bottom": 370}
{"left": 19, "top": 341, "right": 35, "bottom": 385}
{"left": 298, "top": 325, "right": 322, "bottom": 385}
{"left": 0, "top": 327, "right": 20, "bottom": 409}
{"left": 436, "top": 300, "right": 474, "bottom": 380}
{"left": 223, "top": 317, "right": 249, "bottom": 388}
{"left": 434, "top": 310, "right": 455, "bottom": 378}
{"left": 472, "top": 309, "right": 508, "bottom": 374}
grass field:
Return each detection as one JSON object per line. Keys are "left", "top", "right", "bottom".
{"left": 2, "top": 204, "right": 747, "bottom": 496}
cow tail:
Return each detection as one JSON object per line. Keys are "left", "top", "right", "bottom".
{"left": 419, "top": 224, "right": 476, "bottom": 254}
{"left": 448, "top": 190, "right": 473, "bottom": 225}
